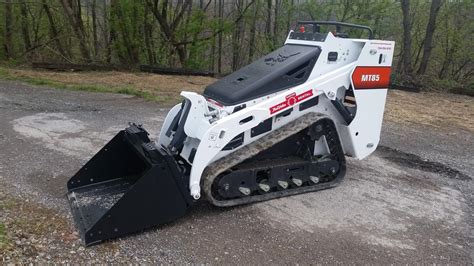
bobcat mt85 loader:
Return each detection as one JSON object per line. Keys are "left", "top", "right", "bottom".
{"left": 66, "top": 21, "right": 395, "bottom": 245}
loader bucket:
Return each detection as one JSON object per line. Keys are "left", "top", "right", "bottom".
{"left": 66, "top": 124, "right": 193, "bottom": 246}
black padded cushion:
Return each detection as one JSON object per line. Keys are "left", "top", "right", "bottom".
{"left": 204, "top": 44, "right": 321, "bottom": 105}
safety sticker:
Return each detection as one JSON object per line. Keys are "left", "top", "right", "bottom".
{"left": 269, "top": 89, "right": 313, "bottom": 114}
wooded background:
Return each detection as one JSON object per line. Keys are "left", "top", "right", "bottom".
{"left": 0, "top": 0, "right": 472, "bottom": 91}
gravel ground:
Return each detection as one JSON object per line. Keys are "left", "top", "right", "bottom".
{"left": 0, "top": 80, "right": 472, "bottom": 264}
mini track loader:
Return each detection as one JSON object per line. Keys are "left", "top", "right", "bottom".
{"left": 67, "top": 21, "right": 395, "bottom": 245}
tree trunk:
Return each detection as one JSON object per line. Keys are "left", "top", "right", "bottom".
{"left": 273, "top": 0, "right": 280, "bottom": 46}
{"left": 210, "top": 0, "right": 217, "bottom": 71}
{"left": 412, "top": 40, "right": 424, "bottom": 68}
{"left": 20, "top": 0, "right": 32, "bottom": 54}
{"left": 60, "top": 0, "right": 91, "bottom": 61}
{"left": 286, "top": 0, "right": 294, "bottom": 33}
{"left": 144, "top": 9, "right": 156, "bottom": 64}
{"left": 42, "top": 0, "right": 68, "bottom": 59}
{"left": 145, "top": 0, "right": 191, "bottom": 67}
{"left": 232, "top": 0, "right": 244, "bottom": 71}
{"left": 107, "top": 24, "right": 117, "bottom": 64}
{"left": 218, "top": 0, "right": 223, "bottom": 73}
{"left": 400, "top": 0, "right": 413, "bottom": 74}
{"left": 92, "top": 0, "right": 99, "bottom": 59}
{"left": 183, "top": 1, "right": 193, "bottom": 64}
{"left": 265, "top": 0, "right": 272, "bottom": 48}
{"left": 437, "top": 12, "right": 455, "bottom": 79}
{"left": 265, "top": 0, "right": 272, "bottom": 35}
{"left": 113, "top": 1, "right": 138, "bottom": 65}
{"left": 104, "top": 0, "right": 113, "bottom": 63}
{"left": 417, "top": 0, "right": 443, "bottom": 75}
{"left": 4, "top": 0, "right": 14, "bottom": 60}
{"left": 248, "top": 1, "right": 259, "bottom": 64}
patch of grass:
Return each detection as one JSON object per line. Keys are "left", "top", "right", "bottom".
{"left": 0, "top": 67, "right": 162, "bottom": 103}
{"left": 17, "top": 76, "right": 62, "bottom": 87}
{"left": 1, "top": 197, "right": 14, "bottom": 251}
{"left": 0, "top": 198, "right": 16, "bottom": 210}
{"left": 0, "top": 67, "right": 8, "bottom": 77}
{"left": 115, "top": 86, "right": 160, "bottom": 101}
{"left": 0, "top": 223, "right": 7, "bottom": 250}
{"left": 0, "top": 67, "right": 65, "bottom": 88}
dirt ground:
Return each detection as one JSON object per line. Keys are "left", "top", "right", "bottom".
{"left": 385, "top": 90, "right": 474, "bottom": 133}
{"left": 0, "top": 77, "right": 473, "bottom": 263}
{"left": 3, "top": 68, "right": 215, "bottom": 103}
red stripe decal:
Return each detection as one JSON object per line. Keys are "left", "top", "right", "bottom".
{"left": 269, "top": 89, "right": 313, "bottom": 114}
{"left": 206, "top": 98, "right": 223, "bottom": 107}
{"left": 352, "top": 66, "right": 391, "bottom": 89}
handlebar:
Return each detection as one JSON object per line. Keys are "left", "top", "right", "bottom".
{"left": 297, "top": 21, "right": 374, "bottom": 39}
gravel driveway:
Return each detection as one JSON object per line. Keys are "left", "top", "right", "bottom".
{"left": 0, "top": 80, "right": 472, "bottom": 263}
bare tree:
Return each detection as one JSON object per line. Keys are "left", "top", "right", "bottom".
{"left": 273, "top": 0, "right": 280, "bottom": 46}
{"left": 60, "top": 0, "right": 91, "bottom": 61}
{"left": 4, "top": 0, "right": 14, "bottom": 59}
{"left": 218, "top": 0, "right": 223, "bottom": 73}
{"left": 210, "top": 0, "right": 217, "bottom": 71}
{"left": 265, "top": 0, "right": 272, "bottom": 46}
{"left": 106, "top": 0, "right": 116, "bottom": 63}
{"left": 42, "top": 0, "right": 68, "bottom": 59}
{"left": 112, "top": 1, "right": 140, "bottom": 65}
{"left": 286, "top": 0, "right": 294, "bottom": 33}
{"left": 144, "top": 9, "right": 157, "bottom": 65}
{"left": 437, "top": 6, "right": 457, "bottom": 79}
{"left": 145, "top": 0, "right": 192, "bottom": 66}
{"left": 91, "top": 0, "right": 99, "bottom": 59}
{"left": 400, "top": 0, "right": 413, "bottom": 74}
{"left": 248, "top": 1, "right": 260, "bottom": 64}
{"left": 417, "top": 0, "right": 443, "bottom": 75}
{"left": 20, "top": 0, "right": 32, "bottom": 54}
{"left": 232, "top": 0, "right": 244, "bottom": 71}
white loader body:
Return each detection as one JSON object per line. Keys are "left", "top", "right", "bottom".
{"left": 158, "top": 29, "right": 395, "bottom": 199}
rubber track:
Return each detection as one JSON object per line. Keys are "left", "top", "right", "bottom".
{"left": 202, "top": 112, "right": 345, "bottom": 207}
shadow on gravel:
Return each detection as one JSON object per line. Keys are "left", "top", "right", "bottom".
{"left": 377, "top": 146, "right": 471, "bottom": 181}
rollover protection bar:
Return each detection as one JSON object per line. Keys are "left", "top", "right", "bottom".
{"left": 298, "top": 21, "right": 374, "bottom": 39}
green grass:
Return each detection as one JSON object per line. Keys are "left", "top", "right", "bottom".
{"left": 0, "top": 197, "right": 15, "bottom": 252}
{"left": 0, "top": 67, "right": 161, "bottom": 102}
{"left": 0, "top": 67, "right": 9, "bottom": 77}
{"left": 0, "top": 223, "right": 8, "bottom": 251}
